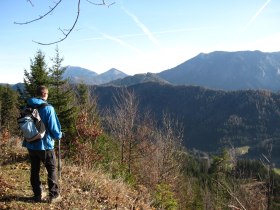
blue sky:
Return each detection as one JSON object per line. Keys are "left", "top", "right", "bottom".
{"left": 1, "top": 0, "right": 279, "bottom": 83}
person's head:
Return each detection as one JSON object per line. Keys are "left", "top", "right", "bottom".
{"left": 36, "top": 85, "right": 49, "bottom": 100}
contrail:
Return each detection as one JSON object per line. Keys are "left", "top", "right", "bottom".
{"left": 154, "top": 27, "right": 215, "bottom": 35}
{"left": 102, "top": 33, "right": 142, "bottom": 54}
{"left": 243, "top": 0, "right": 272, "bottom": 31}
{"left": 121, "top": 7, "right": 162, "bottom": 49}
{"left": 79, "top": 26, "right": 212, "bottom": 42}
{"left": 78, "top": 25, "right": 142, "bottom": 53}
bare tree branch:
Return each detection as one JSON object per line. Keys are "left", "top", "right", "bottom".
{"left": 15, "top": 0, "right": 63, "bottom": 25}
{"left": 27, "top": 0, "right": 34, "bottom": 7}
{"left": 228, "top": 204, "right": 242, "bottom": 210}
{"left": 213, "top": 179, "right": 247, "bottom": 210}
{"left": 86, "top": 0, "right": 115, "bottom": 7}
{"left": 16, "top": 0, "right": 115, "bottom": 45}
{"left": 32, "top": 0, "right": 81, "bottom": 45}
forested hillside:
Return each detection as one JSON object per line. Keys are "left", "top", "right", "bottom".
{"left": 91, "top": 82, "right": 280, "bottom": 166}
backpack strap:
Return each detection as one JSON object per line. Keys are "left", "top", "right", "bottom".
{"left": 37, "top": 103, "right": 49, "bottom": 109}
{"left": 26, "top": 103, "right": 48, "bottom": 110}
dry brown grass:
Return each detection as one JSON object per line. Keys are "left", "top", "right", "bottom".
{"left": 241, "top": 180, "right": 268, "bottom": 210}
{"left": 58, "top": 165, "right": 153, "bottom": 209}
{"left": 0, "top": 137, "right": 153, "bottom": 210}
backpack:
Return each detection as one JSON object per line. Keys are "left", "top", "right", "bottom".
{"left": 17, "top": 103, "right": 48, "bottom": 142}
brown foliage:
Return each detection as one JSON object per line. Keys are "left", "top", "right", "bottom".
{"left": 76, "top": 110, "right": 103, "bottom": 139}
{"left": 1, "top": 128, "right": 10, "bottom": 145}
{"left": 70, "top": 110, "right": 103, "bottom": 168}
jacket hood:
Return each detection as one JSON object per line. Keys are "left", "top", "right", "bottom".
{"left": 27, "top": 97, "right": 47, "bottom": 107}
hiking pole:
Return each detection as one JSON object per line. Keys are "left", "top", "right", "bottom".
{"left": 58, "top": 139, "right": 61, "bottom": 180}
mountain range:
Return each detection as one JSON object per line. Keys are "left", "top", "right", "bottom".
{"left": 158, "top": 50, "right": 280, "bottom": 91}
{"left": 63, "top": 51, "right": 280, "bottom": 91}
{"left": 63, "top": 66, "right": 127, "bottom": 85}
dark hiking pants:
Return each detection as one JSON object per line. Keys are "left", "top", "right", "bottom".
{"left": 28, "top": 149, "right": 59, "bottom": 198}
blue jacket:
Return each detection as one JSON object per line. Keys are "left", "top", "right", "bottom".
{"left": 22, "top": 97, "right": 62, "bottom": 150}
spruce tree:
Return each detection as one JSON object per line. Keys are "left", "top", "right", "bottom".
{"left": 76, "top": 83, "right": 89, "bottom": 107}
{"left": 76, "top": 83, "right": 100, "bottom": 131}
{"left": 23, "top": 50, "right": 50, "bottom": 98}
{"left": 48, "top": 46, "right": 77, "bottom": 141}
{"left": 0, "top": 85, "right": 19, "bottom": 135}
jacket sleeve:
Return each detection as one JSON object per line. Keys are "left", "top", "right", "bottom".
{"left": 45, "top": 105, "right": 62, "bottom": 140}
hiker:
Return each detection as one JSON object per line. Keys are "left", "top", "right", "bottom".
{"left": 22, "top": 85, "right": 62, "bottom": 203}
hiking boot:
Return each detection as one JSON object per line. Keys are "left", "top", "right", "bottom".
{"left": 33, "top": 195, "right": 42, "bottom": 203}
{"left": 49, "top": 195, "right": 62, "bottom": 203}
{"left": 32, "top": 191, "right": 47, "bottom": 203}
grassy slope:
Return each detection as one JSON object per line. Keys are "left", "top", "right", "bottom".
{"left": 0, "top": 139, "right": 152, "bottom": 210}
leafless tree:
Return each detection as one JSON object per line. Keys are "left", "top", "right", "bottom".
{"left": 103, "top": 88, "right": 190, "bottom": 208}
{"left": 15, "top": 0, "right": 115, "bottom": 45}
{"left": 103, "top": 88, "right": 140, "bottom": 174}
{"left": 153, "top": 113, "right": 184, "bottom": 184}
{"left": 140, "top": 112, "right": 185, "bottom": 207}
{"left": 260, "top": 140, "right": 274, "bottom": 210}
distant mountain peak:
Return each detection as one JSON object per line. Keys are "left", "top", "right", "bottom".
{"left": 106, "top": 68, "right": 123, "bottom": 73}
{"left": 158, "top": 51, "right": 280, "bottom": 91}
{"left": 62, "top": 66, "right": 127, "bottom": 85}
{"left": 99, "top": 68, "right": 126, "bottom": 76}
{"left": 104, "top": 72, "right": 169, "bottom": 87}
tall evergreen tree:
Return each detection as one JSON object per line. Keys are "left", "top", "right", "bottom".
{"left": 48, "top": 46, "right": 77, "bottom": 140}
{"left": 0, "top": 85, "right": 19, "bottom": 135}
{"left": 75, "top": 83, "right": 101, "bottom": 139}
{"left": 23, "top": 50, "right": 50, "bottom": 98}
{"left": 76, "top": 83, "right": 100, "bottom": 121}
{"left": 76, "top": 83, "right": 89, "bottom": 108}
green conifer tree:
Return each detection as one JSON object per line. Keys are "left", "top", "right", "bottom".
{"left": 76, "top": 83, "right": 89, "bottom": 108}
{"left": 75, "top": 83, "right": 101, "bottom": 137}
{"left": 0, "top": 85, "right": 19, "bottom": 135}
{"left": 48, "top": 46, "right": 77, "bottom": 141}
{"left": 23, "top": 50, "right": 50, "bottom": 98}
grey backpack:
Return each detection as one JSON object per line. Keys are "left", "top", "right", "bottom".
{"left": 17, "top": 104, "right": 48, "bottom": 142}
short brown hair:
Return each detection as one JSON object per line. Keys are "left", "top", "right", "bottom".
{"left": 36, "top": 85, "right": 48, "bottom": 97}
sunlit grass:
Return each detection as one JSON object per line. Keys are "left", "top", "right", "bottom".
{"left": 274, "top": 168, "right": 280, "bottom": 175}
{"left": 236, "top": 146, "right": 250, "bottom": 155}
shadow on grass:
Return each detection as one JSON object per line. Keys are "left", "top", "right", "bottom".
{"left": 0, "top": 195, "right": 47, "bottom": 203}
{"left": 0, "top": 195, "right": 31, "bottom": 203}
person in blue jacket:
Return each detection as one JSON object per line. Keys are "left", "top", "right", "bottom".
{"left": 23, "top": 85, "right": 62, "bottom": 203}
